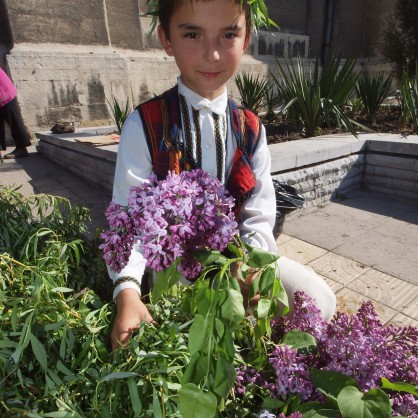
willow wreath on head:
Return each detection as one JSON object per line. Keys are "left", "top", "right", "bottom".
{"left": 143, "top": 0, "right": 278, "bottom": 35}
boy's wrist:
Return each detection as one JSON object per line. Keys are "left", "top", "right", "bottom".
{"left": 115, "top": 288, "right": 142, "bottom": 306}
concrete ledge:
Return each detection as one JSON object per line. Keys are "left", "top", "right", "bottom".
{"left": 35, "top": 129, "right": 418, "bottom": 204}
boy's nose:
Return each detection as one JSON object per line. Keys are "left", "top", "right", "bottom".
{"left": 204, "top": 40, "right": 220, "bottom": 63}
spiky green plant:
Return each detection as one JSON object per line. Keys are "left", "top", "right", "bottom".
{"left": 270, "top": 55, "right": 364, "bottom": 138}
{"left": 399, "top": 70, "right": 418, "bottom": 132}
{"left": 108, "top": 96, "right": 131, "bottom": 134}
{"left": 355, "top": 72, "right": 394, "bottom": 122}
{"left": 235, "top": 72, "right": 271, "bottom": 115}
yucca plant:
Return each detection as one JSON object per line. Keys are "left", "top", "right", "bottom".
{"left": 235, "top": 72, "right": 271, "bottom": 115}
{"left": 270, "top": 55, "right": 364, "bottom": 138}
{"left": 355, "top": 72, "right": 394, "bottom": 122}
{"left": 108, "top": 95, "right": 131, "bottom": 134}
{"left": 399, "top": 70, "right": 418, "bottom": 132}
{"left": 263, "top": 81, "right": 278, "bottom": 122}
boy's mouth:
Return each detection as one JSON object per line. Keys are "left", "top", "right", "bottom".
{"left": 200, "top": 71, "right": 221, "bottom": 78}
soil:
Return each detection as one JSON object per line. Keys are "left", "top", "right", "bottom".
{"left": 264, "top": 106, "right": 415, "bottom": 144}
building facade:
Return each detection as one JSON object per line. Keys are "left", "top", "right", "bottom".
{"left": 1, "top": 0, "right": 395, "bottom": 137}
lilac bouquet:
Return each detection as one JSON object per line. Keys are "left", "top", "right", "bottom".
{"left": 234, "top": 292, "right": 418, "bottom": 417}
{"left": 100, "top": 169, "right": 238, "bottom": 280}
{"left": 101, "top": 169, "right": 284, "bottom": 417}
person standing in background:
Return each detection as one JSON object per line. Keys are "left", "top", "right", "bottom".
{"left": 0, "top": 0, "right": 31, "bottom": 159}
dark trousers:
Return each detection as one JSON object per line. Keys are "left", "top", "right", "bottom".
{"left": 0, "top": 96, "right": 31, "bottom": 150}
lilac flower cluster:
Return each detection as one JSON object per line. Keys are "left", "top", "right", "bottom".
{"left": 235, "top": 292, "right": 418, "bottom": 416}
{"left": 100, "top": 170, "right": 237, "bottom": 280}
{"left": 269, "top": 345, "right": 314, "bottom": 401}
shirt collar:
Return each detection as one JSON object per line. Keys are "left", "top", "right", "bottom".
{"left": 177, "top": 76, "right": 228, "bottom": 116}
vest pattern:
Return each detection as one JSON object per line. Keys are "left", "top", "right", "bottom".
{"left": 136, "top": 86, "right": 261, "bottom": 214}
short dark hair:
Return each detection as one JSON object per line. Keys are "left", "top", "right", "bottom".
{"left": 158, "top": 0, "right": 252, "bottom": 40}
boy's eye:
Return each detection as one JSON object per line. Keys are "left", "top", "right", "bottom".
{"left": 224, "top": 32, "right": 237, "bottom": 40}
{"left": 185, "top": 32, "right": 199, "bottom": 39}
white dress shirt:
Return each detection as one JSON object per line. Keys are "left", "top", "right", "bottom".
{"left": 109, "top": 78, "right": 277, "bottom": 299}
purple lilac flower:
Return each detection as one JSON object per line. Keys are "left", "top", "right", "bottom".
{"left": 269, "top": 345, "right": 314, "bottom": 401}
{"left": 323, "top": 310, "right": 388, "bottom": 391}
{"left": 391, "top": 393, "right": 418, "bottom": 417}
{"left": 278, "top": 413, "right": 302, "bottom": 418}
{"left": 271, "top": 291, "right": 327, "bottom": 342}
{"left": 240, "top": 293, "right": 417, "bottom": 412}
{"left": 234, "top": 366, "right": 265, "bottom": 397}
{"left": 100, "top": 170, "right": 238, "bottom": 279}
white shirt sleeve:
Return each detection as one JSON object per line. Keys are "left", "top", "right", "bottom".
{"left": 108, "top": 110, "right": 152, "bottom": 299}
{"left": 237, "top": 124, "right": 277, "bottom": 253}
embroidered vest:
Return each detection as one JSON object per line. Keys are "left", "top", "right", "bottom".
{"left": 136, "top": 86, "right": 261, "bottom": 214}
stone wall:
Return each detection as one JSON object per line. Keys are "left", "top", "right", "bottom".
{"left": 273, "top": 154, "right": 365, "bottom": 209}
{"left": 363, "top": 141, "right": 418, "bottom": 200}
{"left": 35, "top": 132, "right": 418, "bottom": 207}
{"left": 2, "top": 0, "right": 396, "bottom": 142}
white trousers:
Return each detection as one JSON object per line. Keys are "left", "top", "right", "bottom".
{"left": 277, "top": 256, "right": 336, "bottom": 321}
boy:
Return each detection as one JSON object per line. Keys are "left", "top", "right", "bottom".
{"left": 108, "top": 0, "right": 336, "bottom": 350}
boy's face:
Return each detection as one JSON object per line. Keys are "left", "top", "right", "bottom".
{"left": 158, "top": 0, "right": 250, "bottom": 100}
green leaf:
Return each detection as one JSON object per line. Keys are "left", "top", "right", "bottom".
{"left": 213, "top": 354, "right": 236, "bottom": 398}
{"left": 220, "top": 288, "right": 245, "bottom": 329}
{"left": 301, "top": 408, "right": 341, "bottom": 417}
{"left": 43, "top": 412, "right": 80, "bottom": 417}
{"left": 188, "top": 314, "right": 210, "bottom": 355}
{"left": 151, "top": 261, "right": 181, "bottom": 302}
{"left": 179, "top": 383, "right": 217, "bottom": 418}
{"left": 100, "top": 371, "right": 139, "bottom": 383}
{"left": 195, "top": 285, "right": 215, "bottom": 316}
{"left": 248, "top": 272, "right": 260, "bottom": 299}
{"left": 259, "top": 267, "right": 276, "bottom": 296}
{"left": 254, "top": 298, "right": 271, "bottom": 319}
{"left": 44, "top": 319, "right": 65, "bottom": 331}
{"left": 181, "top": 352, "right": 200, "bottom": 385}
{"left": 127, "top": 377, "right": 142, "bottom": 416}
{"left": 282, "top": 330, "right": 317, "bottom": 354}
{"left": 152, "top": 388, "right": 164, "bottom": 418}
{"left": 246, "top": 247, "right": 279, "bottom": 268}
{"left": 51, "top": 287, "right": 74, "bottom": 293}
{"left": 194, "top": 250, "right": 225, "bottom": 266}
{"left": 337, "top": 387, "right": 391, "bottom": 418}
{"left": 220, "top": 327, "right": 235, "bottom": 362}
{"left": 30, "top": 333, "right": 48, "bottom": 370}
{"left": 310, "top": 369, "right": 358, "bottom": 401}
{"left": 262, "top": 397, "right": 286, "bottom": 410}
{"left": 380, "top": 377, "right": 418, "bottom": 396}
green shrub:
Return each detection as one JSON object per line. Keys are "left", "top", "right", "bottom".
{"left": 399, "top": 70, "right": 418, "bottom": 132}
{"left": 108, "top": 95, "right": 131, "bottom": 134}
{"left": 235, "top": 72, "right": 271, "bottom": 115}
{"left": 355, "top": 72, "right": 394, "bottom": 122}
{"left": 270, "top": 55, "right": 363, "bottom": 138}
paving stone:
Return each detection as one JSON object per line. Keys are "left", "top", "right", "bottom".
{"left": 334, "top": 288, "right": 397, "bottom": 324}
{"left": 388, "top": 313, "right": 418, "bottom": 328}
{"left": 278, "top": 237, "right": 328, "bottom": 265}
{"left": 346, "top": 269, "right": 418, "bottom": 310}
{"left": 400, "top": 295, "right": 418, "bottom": 321}
{"left": 275, "top": 233, "right": 293, "bottom": 245}
{"left": 283, "top": 208, "right": 383, "bottom": 252}
{"left": 308, "top": 252, "right": 370, "bottom": 285}
{"left": 335, "top": 230, "right": 418, "bottom": 286}
{"left": 322, "top": 276, "right": 344, "bottom": 294}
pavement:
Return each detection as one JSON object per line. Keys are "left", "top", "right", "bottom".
{"left": 1, "top": 144, "right": 417, "bottom": 328}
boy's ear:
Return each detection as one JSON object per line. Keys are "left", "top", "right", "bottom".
{"left": 157, "top": 24, "right": 174, "bottom": 57}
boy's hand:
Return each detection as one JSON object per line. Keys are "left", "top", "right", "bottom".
{"left": 231, "top": 261, "right": 260, "bottom": 307}
{"left": 111, "top": 288, "right": 155, "bottom": 351}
